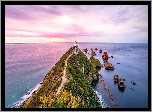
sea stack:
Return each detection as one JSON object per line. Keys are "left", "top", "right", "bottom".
{"left": 99, "top": 49, "right": 102, "bottom": 53}
{"left": 113, "top": 74, "right": 119, "bottom": 82}
{"left": 104, "top": 61, "right": 114, "bottom": 70}
{"left": 118, "top": 79, "right": 126, "bottom": 88}
{"left": 90, "top": 48, "right": 96, "bottom": 56}
{"left": 102, "top": 52, "right": 108, "bottom": 60}
{"left": 91, "top": 51, "right": 96, "bottom": 56}
{"left": 83, "top": 48, "right": 88, "bottom": 54}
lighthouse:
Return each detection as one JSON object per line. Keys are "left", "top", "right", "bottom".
{"left": 74, "top": 41, "right": 78, "bottom": 55}
{"left": 74, "top": 41, "right": 77, "bottom": 47}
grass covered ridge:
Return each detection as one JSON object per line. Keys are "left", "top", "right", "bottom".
{"left": 19, "top": 47, "right": 101, "bottom": 108}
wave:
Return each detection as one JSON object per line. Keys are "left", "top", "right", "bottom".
{"left": 11, "top": 82, "right": 42, "bottom": 108}
{"left": 95, "top": 90, "right": 111, "bottom": 108}
{"left": 11, "top": 83, "right": 109, "bottom": 108}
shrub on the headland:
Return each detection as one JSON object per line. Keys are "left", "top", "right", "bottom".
{"left": 19, "top": 47, "right": 74, "bottom": 108}
{"left": 64, "top": 50, "right": 101, "bottom": 108}
{"left": 19, "top": 47, "right": 101, "bottom": 108}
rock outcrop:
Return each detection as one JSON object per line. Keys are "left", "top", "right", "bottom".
{"left": 113, "top": 74, "right": 126, "bottom": 88}
{"left": 99, "top": 49, "right": 102, "bottom": 53}
{"left": 91, "top": 51, "right": 96, "bottom": 56}
{"left": 113, "top": 74, "right": 119, "bottom": 82}
{"left": 118, "top": 79, "right": 126, "bottom": 88}
{"left": 131, "top": 81, "right": 136, "bottom": 85}
{"left": 83, "top": 48, "right": 88, "bottom": 54}
{"left": 91, "top": 74, "right": 99, "bottom": 85}
{"left": 104, "top": 61, "right": 114, "bottom": 70}
{"left": 102, "top": 52, "right": 108, "bottom": 60}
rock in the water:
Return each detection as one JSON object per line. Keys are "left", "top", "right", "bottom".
{"left": 113, "top": 74, "right": 119, "bottom": 82}
{"left": 102, "top": 52, "right": 108, "bottom": 60}
{"left": 95, "top": 48, "right": 98, "bottom": 50}
{"left": 131, "top": 81, "right": 136, "bottom": 85}
{"left": 83, "top": 48, "right": 88, "bottom": 53}
{"left": 132, "top": 82, "right": 136, "bottom": 85}
{"left": 91, "top": 51, "right": 96, "bottom": 56}
{"left": 99, "top": 49, "right": 102, "bottom": 53}
{"left": 118, "top": 79, "right": 126, "bottom": 88}
{"left": 104, "top": 61, "right": 114, "bottom": 70}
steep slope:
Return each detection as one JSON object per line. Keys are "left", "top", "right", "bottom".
{"left": 56, "top": 53, "right": 73, "bottom": 94}
{"left": 19, "top": 46, "right": 101, "bottom": 108}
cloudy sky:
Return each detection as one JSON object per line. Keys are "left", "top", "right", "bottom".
{"left": 5, "top": 5, "right": 148, "bottom": 43}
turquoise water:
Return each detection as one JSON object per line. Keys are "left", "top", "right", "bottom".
{"left": 5, "top": 43, "right": 148, "bottom": 108}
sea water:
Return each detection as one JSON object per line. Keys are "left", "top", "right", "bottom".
{"left": 5, "top": 42, "right": 148, "bottom": 108}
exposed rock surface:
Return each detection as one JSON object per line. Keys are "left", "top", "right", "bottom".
{"left": 91, "top": 51, "right": 96, "bottom": 56}
{"left": 83, "top": 48, "right": 88, "bottom": 53}
{"left": 102, "top": 52, "right": 108, "bottom": 60}
{"left": 104, "top": 61, "right": 114, "bottom": 70}
{"left": 113, "top": 74, "right": 119, "bottom": 82}
{"left": 99, "top": 49, "right": 102, "bottom": 53}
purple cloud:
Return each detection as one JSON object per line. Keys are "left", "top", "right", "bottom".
{"left": 5, "top": 5, "right": 148, "bottom": 43}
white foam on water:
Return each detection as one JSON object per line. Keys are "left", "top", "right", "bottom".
{"left": 11, "top": 81, "right": 110, "bottom": 108}
{"left": 95, "top": 90, "right": 111, "bottom": 108}
{"left": 11, "top": 82, "right": 42, "bottom": 108}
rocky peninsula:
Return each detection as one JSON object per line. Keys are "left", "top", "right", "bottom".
{"left": 18, "top": 46, "right": 102, "bottom": 108}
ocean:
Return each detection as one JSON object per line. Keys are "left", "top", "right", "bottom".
{"left": 5, "top": 42, "right": 148, "bottom": 108}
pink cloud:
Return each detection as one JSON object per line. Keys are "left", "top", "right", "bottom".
{"left": 5, "top": 5, "right": 148, "bottom": 43}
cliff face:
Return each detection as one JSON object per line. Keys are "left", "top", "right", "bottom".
{"left": 19, "top": 46, "right": 101, "bottom": 108}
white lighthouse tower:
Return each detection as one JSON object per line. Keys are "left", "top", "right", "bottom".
{"left": 74, "top": 41, "right": 77, "bottom": 47}
{"left": 74, "top": 41, "right": 78, "bottom": 55}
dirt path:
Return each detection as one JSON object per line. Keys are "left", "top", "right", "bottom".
{"left": 56, "top": 53, "right": 73, "bottom": 94}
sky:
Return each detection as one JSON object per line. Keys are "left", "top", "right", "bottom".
{"left": 5, "top": 5, "right": 148, "bottom": 43}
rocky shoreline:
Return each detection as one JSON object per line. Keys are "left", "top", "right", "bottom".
{"left": 82, "top": 47, "right": 121, "bottom": 108}
{"left": 99, "top": 74, "right": 121, "bottom": 108}
{"left": 18, "top": 45, "right": 133, "bottom": 108}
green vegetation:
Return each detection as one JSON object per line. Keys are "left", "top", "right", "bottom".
{"left": 63, "top": 50, "right": 101, "bottom": 108}
{"left": 19, "top": 47, "right": 74, "bottom": 108}
{"left": 89, "top": 56, "right": 101, "bottom": 70}
{"left": 89, "top": 56, "right": 101, "bottom": 76}
{"left": 19, "top": 47, "right": 101, "bottom": 108}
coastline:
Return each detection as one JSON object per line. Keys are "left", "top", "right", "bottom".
{"left": 17, "top": 83, "right": 42, "bottom": 108}
{"left": 6, "top": 43, "right": 148, "bottom": 108}
{"left": 16, "top": 46, "right": 117, "bottom": 108}
{"left": 12, "top": 82, "right": 42, "bottom": 108}
{"left": 81, "top": 48, "right": 121, "bottom": 108}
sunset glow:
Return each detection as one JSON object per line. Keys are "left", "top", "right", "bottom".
{"left": 5, "top": 5, "right": 148, "bottom": 43}
{"left": 5, "top": 37, "right": 68, "bottom": 43}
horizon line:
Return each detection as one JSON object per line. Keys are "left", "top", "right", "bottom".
{"left": 5, "top": 42, "right": 148, "bottom": 44}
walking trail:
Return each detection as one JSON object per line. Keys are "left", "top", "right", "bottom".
{"left": 56, "top": 52, "right": 73, "bottom": 94}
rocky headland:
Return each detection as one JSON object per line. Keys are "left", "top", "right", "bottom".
{"left": 18, "top": 46, "right": 102, "bottom": 108}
